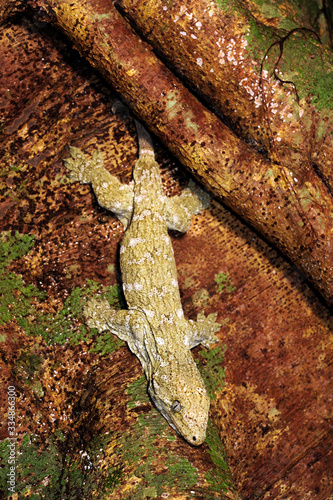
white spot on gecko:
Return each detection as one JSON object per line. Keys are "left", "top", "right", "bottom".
{"left": 128, "top": 237, "right": 145, "bottom": 247}
{"left": 162, "top": 235, "right": 171, "bottom": 245}
{"left": 161, "top": 314, "right": 174, "bottom": 325}
{"left": 123, "top": 282, "right": 143, "bottom": 292}
{"left": 132, "top": 209, "right": 152, "bottom": 221}
{"left": 176, "top": 309, "right": 184, "bottom": 319}
{"left": 144, "top": 309, "right": 155, "bottom": 318}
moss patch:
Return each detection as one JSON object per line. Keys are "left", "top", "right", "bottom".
{"left": 0, "top": 231, "right": 123, "bottom": 354}
{"left": 0, "top": 433, "right": 123, "bottom": 499}
{"left": 205, "top": 422, "right": 233, "bottom": 496}
{"left": 214, "top": 272, "right": 236, "bottom": 294}
{"left": 245, "top": 15, "right": 333, "bottom": 111}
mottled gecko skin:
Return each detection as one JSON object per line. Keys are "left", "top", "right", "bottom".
{"left": 64, "top": 116, "right": 220, "bottom": 445}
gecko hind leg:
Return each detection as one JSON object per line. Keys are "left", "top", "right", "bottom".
{"left": 64, "top": 146, "right": 134, "bottom": 228}
{"left": 165, "top": 180, "right": 211, "bottom": 232}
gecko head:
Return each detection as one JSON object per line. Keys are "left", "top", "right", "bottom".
{"left": 147, "top": 358, "right": 210, "bottom": 446}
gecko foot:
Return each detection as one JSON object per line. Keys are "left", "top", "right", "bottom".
{"left": 187, "top": 312, "right": 220, "bottom": 349}
{"left": 83, "top": 297, "right": 112, "bottom": 332}
{"left": 64, "top": 147, "right": 104, "bottom": 184}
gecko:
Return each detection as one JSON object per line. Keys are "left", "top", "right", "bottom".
{"left": 64, "top": 105, "right": 221, "bottom": 445}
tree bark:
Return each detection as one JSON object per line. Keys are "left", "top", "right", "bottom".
{"left": 29, "top": 0, "right": 333, "bottom": 305}
{"left": 0, "top": 0, "right": 25, "bottom": 21}
{"left": 117, "top": 0, "right": 333, "bottom": 190}
{"left": 0, "top": 12, "right": 332, "bottom": 499}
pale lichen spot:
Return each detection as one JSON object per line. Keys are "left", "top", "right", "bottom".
{"left": 154, "top": 212, "right": 164, "bottom": 222}
{"left": 144, "top": 251, "right": 154, "bottom": 263}
{"left": 133, "top": 282, "right": 143, "bottom": 291}
{"left": 133, "top": 209, "right": 152, "bottom": 222}
{"left": 162, "top": 234, "right": 171, "bottom": 245}
{"left": 135, "top": 194, "right": 146, "bottom": 203}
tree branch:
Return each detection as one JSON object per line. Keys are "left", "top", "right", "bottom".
{"left": 11, "top": 0, "right": 333, "bottom": 304}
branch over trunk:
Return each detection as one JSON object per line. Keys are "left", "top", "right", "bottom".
{"left": 28, "top": 0, "right": 333, "bottom": 304}
{"left": 117, "top": 0, "right": 333, "bottom": 191}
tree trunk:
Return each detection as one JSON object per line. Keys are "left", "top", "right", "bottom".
{"left": 0, "top": 8, "right": 332, "bottom": 500}
{"left": 30, "top": 0, "right": 333, "bottom": 305}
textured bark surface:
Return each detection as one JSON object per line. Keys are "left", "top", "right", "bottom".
{"left": 0, "top": 8, "right": 332, "bottom": 500}
{"left": 0, "top": 0, "right": 24, "bottom": 20}
{"left": 29, "top": 0, "right": 333, "bottom": 306}
{"left": 117, "top": 0, "right": 333, "bottom": 188}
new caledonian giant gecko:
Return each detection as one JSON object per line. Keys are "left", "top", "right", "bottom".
{"left": 64, "top": 105, "right": 221, "bottom": 445}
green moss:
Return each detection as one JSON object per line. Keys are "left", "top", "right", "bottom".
{"left": 192, "top": 288, "right": 210, "bottom": 308}
{"left": 245, "top": 13, "right": 333, "bottom": 111}
{"left": 0, "top": 231, "right": 35, "bottom": 267}
{"left": 204, "top": 422, "right": 234, "bottom": 496}
{"left": 13, "top": 351, "right": 42, "bottom": 383}
{"left": 0, "top": 231, "right": 123, "bottom": 354}
{"left": 199, "top": 345, "right": 227, "bottom": 400}
{"left": 0, "top": 232, "right": 46, "bottom": 326}
{"left": 214, "top": 272, "right": 236, "bottom": 294}
{"left": 0, "top": 434, "right": 62, "bottom": 499}
{"left": 213, "top": 0, "right": 236, "bottom": 12}
{"left": 0, "top": 433, "right": 123, "bottom": 499}
{"left": 29, "top": 280, "right": 123, "bottom": 351}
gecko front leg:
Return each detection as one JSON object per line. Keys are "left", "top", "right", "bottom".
{"left": 84, "top": 298, "right": 158, "bottom": 379}
{"left": 186, "top": 312, "right": 220, "bottom": 349}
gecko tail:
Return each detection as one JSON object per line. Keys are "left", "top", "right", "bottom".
{"left": 135, "top": 119, "right": 155, "bottom": 159}
{"left": 111, "top": 100, "right": 155, "bottom": 159}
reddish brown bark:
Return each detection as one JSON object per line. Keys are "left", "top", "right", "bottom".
{"left": 33, "top": 0, "right": 333, "bottom": 305}
{"left": 117, "top": 0, "right": 333, "bottom": 191}
{"left": 0, "top": 0, "right": 25, "bottom": 21}
{"left": 0, "top": 14, "right": 332, "bottom": 500}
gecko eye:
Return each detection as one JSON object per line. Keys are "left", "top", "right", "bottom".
{"left": 171, "top": 400, "right": 181, "bottom": 413}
